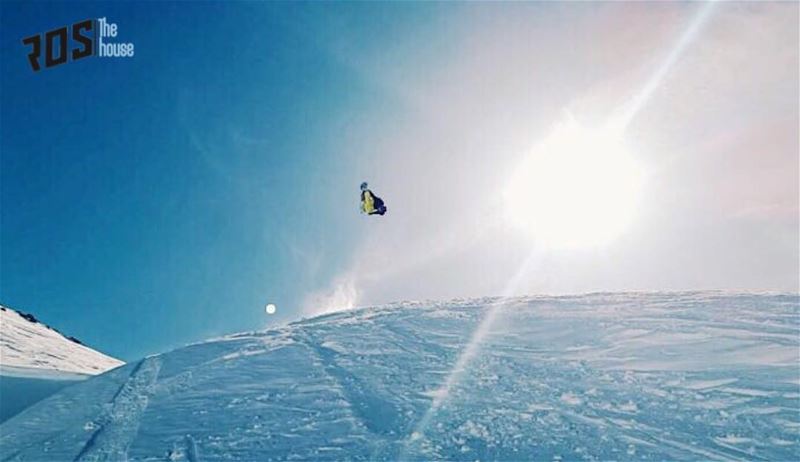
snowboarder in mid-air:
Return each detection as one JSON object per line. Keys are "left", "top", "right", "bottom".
{"left": 360, "top": 182, "right": 387, "bottom": 216}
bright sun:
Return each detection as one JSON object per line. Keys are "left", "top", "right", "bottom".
{"left": 504, "top": 118, "right": 643, "bottom": 249}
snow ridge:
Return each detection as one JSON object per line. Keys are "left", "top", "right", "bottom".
{"left": 0, "top": 306, "right": 123, "bottom": 376}
{"left": 0, "top": 292, "right": 798, "bottom": 461}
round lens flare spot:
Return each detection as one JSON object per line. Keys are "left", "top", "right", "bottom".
{"left": 504, "top": 119, "right": 644, "bottom": 249}
{"left": 265, "top": 303, "right": 277, "bottom": 315}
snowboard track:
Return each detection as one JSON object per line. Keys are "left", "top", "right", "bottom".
{"left": 297, "top": 328, "right": 406, "bottom": 459}
{"left": 74, "top": 356, "right": 162, "bottom": 462}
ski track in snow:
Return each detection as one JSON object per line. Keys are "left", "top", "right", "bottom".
{"left": 0, "top": 292, "right": 798, "bottom": 461}
{"left": 75, "top": 356, "right": 162, "bottom": 462}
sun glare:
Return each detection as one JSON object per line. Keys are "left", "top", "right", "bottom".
{"left": 505, "top": 118, "right": 643, "bottom": 248}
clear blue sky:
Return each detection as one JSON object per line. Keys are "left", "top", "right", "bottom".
{"left": 1, "top": 1, "right": 446, "bottom": 360}
{"left": 2, "top": 1, "right": 797, "bottom": 362}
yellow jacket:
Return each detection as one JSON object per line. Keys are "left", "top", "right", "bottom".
{"left": 361, "top": 190, "right": 375, "bottom": 214}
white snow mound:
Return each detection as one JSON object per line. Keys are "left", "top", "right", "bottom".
{"left": 1, "top": 292, "right": 798, "bottom": 461}
{"left": 0, "top": 306, "right": 123, "bottom": 377}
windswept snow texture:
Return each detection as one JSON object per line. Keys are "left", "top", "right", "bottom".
{"left": 0, "top": 306, "right": 123, "bottom": 376}
{"left": 1, "top": 293, "right": 798, "bottom": 461}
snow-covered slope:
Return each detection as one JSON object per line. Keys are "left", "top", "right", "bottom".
{"left": 0, "top": 306, "right": 123, "bottom": 376}
{"left": 0, "top": 306, "right": 125, "bottom": 422}
{"left": 1, "top": 292, "right": 798, "bottom": 461}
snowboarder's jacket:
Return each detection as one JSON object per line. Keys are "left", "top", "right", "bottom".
{"left": 361, "top": 189, "right": 386, "bottom": 216}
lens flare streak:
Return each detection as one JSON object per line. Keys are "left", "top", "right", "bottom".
{"left": 403, "top": 1, "right": 720, "bottom": 455}
{"left": 401, "top": 252, "right": 538, "bottom": 456}
{"left": 616, "top": 0, "right": 718, "bottom": 131}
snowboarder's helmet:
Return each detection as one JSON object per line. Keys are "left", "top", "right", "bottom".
{"left": 360, "top": 182, "right": 368, "bottom": 191}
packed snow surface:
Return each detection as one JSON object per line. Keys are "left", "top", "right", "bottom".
{"left": 1, "top": 292, "right": 798, "bottom": 461}
{"left": 0, "top": 306, "right": 123, "bottom": 377}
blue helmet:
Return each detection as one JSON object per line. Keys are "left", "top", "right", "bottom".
{"left": 360, "top": 181, "right": 368, "bottom": 191}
